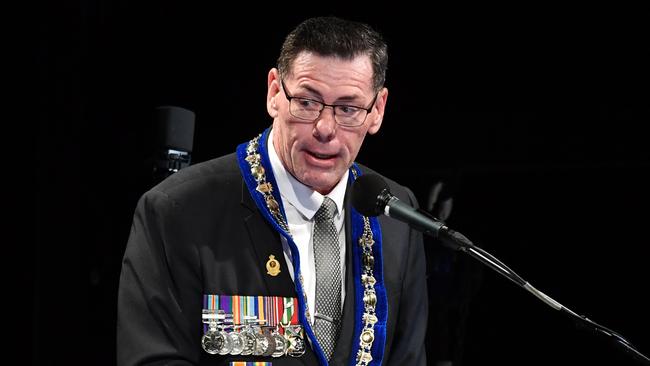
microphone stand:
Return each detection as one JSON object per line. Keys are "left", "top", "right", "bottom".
{"left": 424, "top": 214, "right": 650, "bottom": 365}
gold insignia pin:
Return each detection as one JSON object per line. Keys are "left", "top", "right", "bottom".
{"left": 266, "top": 255, "right": 281, "bottom": 276}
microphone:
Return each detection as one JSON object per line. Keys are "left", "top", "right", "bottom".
{"left": 351, "top": 174, "right": 474, "bottom": 251}
{"left": 152, "top": 106, "right": 196, "bottom": 184}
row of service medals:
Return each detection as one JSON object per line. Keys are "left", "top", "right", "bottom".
{"left": 201, "top": 310, "right": 306, "bottom": 357}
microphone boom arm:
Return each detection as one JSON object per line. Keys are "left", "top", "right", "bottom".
{"left": 430, "top": 226, "right": 650, "bottom": 365}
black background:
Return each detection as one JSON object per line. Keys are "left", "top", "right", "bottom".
{"left": 34, "top": 2, "right": 649, "bottom": 365}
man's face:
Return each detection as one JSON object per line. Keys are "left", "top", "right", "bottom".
{"left": 267, "top": 51, "right": 387, "bottom": 194}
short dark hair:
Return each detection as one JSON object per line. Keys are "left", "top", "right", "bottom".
{"left": 277, "top": 17, "right": 388, "bottom": 93}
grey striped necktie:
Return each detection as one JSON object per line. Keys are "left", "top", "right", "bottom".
{"left": 312, "top": 196, "right": 342, "bottom": 360}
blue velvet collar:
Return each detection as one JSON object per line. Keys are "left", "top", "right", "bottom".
{"left": 236, "top": 127, "right": 388, "bottom": 366}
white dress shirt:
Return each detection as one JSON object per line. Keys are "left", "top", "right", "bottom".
{"left": 268, "top": 130, "right": 347, "bottom": 325}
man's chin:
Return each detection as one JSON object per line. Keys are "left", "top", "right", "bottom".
{"left": 303, "top": 175, "right": 340, "bottom": 195}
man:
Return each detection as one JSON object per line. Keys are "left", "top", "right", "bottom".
{"left": 118, "top": 16, "right": 427, "bottom": 366}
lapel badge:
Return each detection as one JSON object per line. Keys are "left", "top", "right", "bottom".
{"left": 266, "top": 255, "right": 281, "bottom": 276}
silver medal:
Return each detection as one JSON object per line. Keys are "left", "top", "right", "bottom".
{"left": 201, "top": 329, "right": 224, "bottom": 355}
{"left": 271, "top": 331, "right": 288, "bottom": 357}
{"left": 253, "top": 331, "right": 269, "bottom": 356}
{"left": 216, "top": 330, "right": 233, "bottom": 355}
{"left": 239, "top": 328, "right": 256, "bottom": 356}
{"left": 228, "top": 330, "right": 244, "bottom": 355}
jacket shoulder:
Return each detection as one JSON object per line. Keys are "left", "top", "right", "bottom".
{"left": 142, "top": 153, "right": 242, "bottom": 207}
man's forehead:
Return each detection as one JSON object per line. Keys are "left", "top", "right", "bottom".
{"left": 287, "top": 53, "right": 374, "bottom": 89}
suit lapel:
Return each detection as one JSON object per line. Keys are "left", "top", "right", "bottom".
{"left": 240, "top": 177, "right": 322, "bottom": 365}
{"left": 240, "top": 180, "right": 296, "bottom": 297}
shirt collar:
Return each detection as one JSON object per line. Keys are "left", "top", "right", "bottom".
{"left": 268, "top": 128, "right": 348, "bottom": 221}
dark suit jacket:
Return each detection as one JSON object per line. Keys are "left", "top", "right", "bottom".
{"left": 117, "top": 153, "right": 427, "bottom": 365}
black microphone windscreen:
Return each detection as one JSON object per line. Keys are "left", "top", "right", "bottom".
{"left": 154, "top": 106, "right": 195, "bottom": 152}
{"left": 351, "top": 174, "right": 391, "bottom": 217}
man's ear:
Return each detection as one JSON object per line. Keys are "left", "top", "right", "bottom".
{"left": 267, "top": 68, "right": 281, "bottom": 118}
{"left": 367, "top": 87, "right": 388, "bottom": 135}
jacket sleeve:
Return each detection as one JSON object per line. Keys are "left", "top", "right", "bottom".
{"left": 385, "top": 187, "right": 428, "bottom": 365}
{"left": 117, "top": 189, "right": 203, "bottom": 365}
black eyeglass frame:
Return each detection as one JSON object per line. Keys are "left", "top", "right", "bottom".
{"left": 280, "top": 79, "right": 378, "bottom": 127}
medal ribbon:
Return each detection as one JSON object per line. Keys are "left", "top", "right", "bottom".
{"left": 202, "top": 295, "right": 299, "bottom": 333}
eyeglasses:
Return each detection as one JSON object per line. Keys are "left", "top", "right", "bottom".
{"left": 281, "top": 80, "right": 377, "bottom": 127}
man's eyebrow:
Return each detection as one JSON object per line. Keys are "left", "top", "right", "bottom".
{"left": 299, "top": 84, "right": 365, "bottom": 104}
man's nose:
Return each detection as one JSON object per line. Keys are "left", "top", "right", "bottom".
{"left": 313, "top": 106, "right": 337, "bottom": 140}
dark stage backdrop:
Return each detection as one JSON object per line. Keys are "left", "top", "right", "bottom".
{"left": 34, "top": 3, "right": 649, "bottom": 365}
